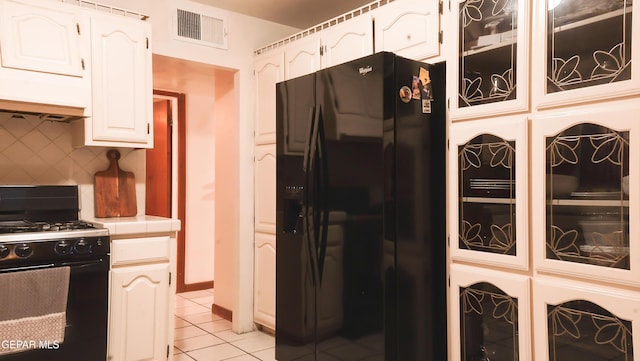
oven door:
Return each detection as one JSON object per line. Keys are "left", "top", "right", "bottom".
{"left": 0, "top": 256, "right": 109, "bottom": 361}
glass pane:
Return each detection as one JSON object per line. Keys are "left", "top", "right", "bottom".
{"left": 458, "top": 0, "right": 518, "bottom": 107}
{"left": 545, "top": 123, "right": 630, "bottom": 269}
{"left": 459, "top": 134, "right": 516, "bottom": 255}
{"left": 547, "top": 0, "right": 632, "bottom": 93}
{"left": 460, "top": 282, "right": 519, "bottom": 361}
{"left": 547, "top": 300, "right": 634, "bottom": 360}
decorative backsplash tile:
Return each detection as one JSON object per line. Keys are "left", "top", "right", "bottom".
{"left": 0, "top": 114, "right": 145, "bottom": 219}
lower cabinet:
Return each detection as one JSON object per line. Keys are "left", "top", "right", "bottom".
{"left": 108, "top": 234, "right": 175, "bottom": 361}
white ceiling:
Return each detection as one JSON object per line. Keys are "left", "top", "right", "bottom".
{"left": 191, "top": 0, "right": 375, "bottom": 29}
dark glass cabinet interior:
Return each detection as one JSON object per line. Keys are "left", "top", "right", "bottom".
{"left": 458, "top": 0, "right": 519, "bottom": 107}
{"left": 460, "top": 282, "right": 519, "bottom": 361}
{"left": 544, "top": 123, "right": 629, "bottom": 269}
{"left": 458, "top": 134, "right": 517, "bottom": 256}
{"left": 546, "top": 0, "right": 633, "bottom": 93}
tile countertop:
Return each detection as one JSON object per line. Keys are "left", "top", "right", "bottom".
{"left": 85, "top": 215, "right": 181, "bottom": 236}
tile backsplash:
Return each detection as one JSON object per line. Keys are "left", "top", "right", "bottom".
{"left": 0, "top": 114, "right": 145, "bottom": 219}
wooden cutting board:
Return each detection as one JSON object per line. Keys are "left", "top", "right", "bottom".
{"left": 94, "top": 150, "right": 137, "bottom": 217}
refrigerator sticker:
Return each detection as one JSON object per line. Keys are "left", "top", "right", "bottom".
{"left": 422, "top": 99, "right": 432, "bottom": 113}
{"left": 419, "top": 67, "right": 433, "bottom": 113}
{"left": 420, "top": 67, "right": 433, "bottom": 100}
{"left": 412, "top": 76, "right": 421, "bottom": 99}
{"left": 399, "top": 86, "right": 412, "bottom": 103}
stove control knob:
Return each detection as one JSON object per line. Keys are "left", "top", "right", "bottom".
{"left": 74, "top": 239, "right": 91, "bottom": 254}
{"left": 0, "top": 244, "right": 9, "bottom": 259}
{"left": 55, "top": 240, "right": 72, "bottom": 255}
{"left": 14, "top": 244, "right": 32, "bottom": 258}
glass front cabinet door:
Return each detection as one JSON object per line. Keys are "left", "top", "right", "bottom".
{"left": 449, "top": 117, "right": 529, "bottom": 269}
{"left": 534, "top": 277, "right": 640, "bottom": 361}
{"left": 450, "top": 264, "right": 531, "bottom": 361}
{"left": 532, "top": 106, "right": 639, "bottom": 286}
{"left": 449, "top": 0, "right": 530, "bottom": 120}
{"left": 533, "top": 0, "right": 640, "bottom": 108}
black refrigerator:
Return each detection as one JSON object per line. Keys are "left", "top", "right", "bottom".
{"left": 275, "top": 52, "right": 446, "bottom": 361}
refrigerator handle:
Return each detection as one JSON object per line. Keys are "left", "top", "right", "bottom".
{"left": 316, "top": 105, "right": 329, "bottom": 284}
{"left": 302, "top": 106, "right": 316, "bottom": 172}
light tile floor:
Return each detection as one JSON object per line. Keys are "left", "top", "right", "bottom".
{"left": 174, "top": 289, "right": 276, "bottom": 361}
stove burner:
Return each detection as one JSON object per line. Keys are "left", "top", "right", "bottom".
{"left": 0, "top": 220, "right": 96, "bottom": 234}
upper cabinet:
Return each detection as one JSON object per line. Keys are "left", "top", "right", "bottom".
{"left": 321, "top": 14, "right": 373, "bottom": 69}
{"left": 448, "top": 0, "right": 531, "bottom": 120}
{"left": 373, "top": 0, "right": 441, "bottom": 60}
{"left": 449, "top": 116, "right": 529, "bottom": 270}
{"left": 79, "top": 13, "right": 152, "bottom": 148}
{"left": 0, "top": 0, "right": 152, "bottom": 148}
{"left": 255, "top": 51, "right": 284, "bottom": 145}
{"left": 283, "top": 15, "right": 373, "bottom": 80}
{"left": 533, "top": 0, "right": 640, "bottom": 108}
{"left": 0, "top": 0, "right": 90, "bottom": 110}
{"left": 531, "top": 105, "right": 639, "bottom": 286}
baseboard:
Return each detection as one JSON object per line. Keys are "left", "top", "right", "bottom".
{"left": 211, "top": 303, "right": 232, "bottom": 321}
{"left": 179, "top": 281, "right": 214, "bottom": 293}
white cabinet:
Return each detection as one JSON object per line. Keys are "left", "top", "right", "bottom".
{"left": 254, "top": 145, "right": 276, "bottom": 329}
{"left": 449, "top": 116, "right": 529, "bottom": 270}
{"left": 110, "top": 263, "right": 170, "bottom": 361}
{"left": 450, "top": 264, "right": 531, "bottom": 361}
{"left": 320, "top": 15, "right": 373, "bottom": 69}
{"left": 533, "top": 277, "right": 640, "bottom": 361}
{"left": 255, "top": 52, "right": 284, "bottom": 145}
{"left": 284, "top": 35, "right": 321, "bottom": 80}
{"left": 254, "top": 233, "right": 276, "bottom": 328}
{"left": 108, "top": 234, "right": 175, "bottom": 361}
{"left": 532, "top": 0, "right": 640, "bottom": 109}
{"left": 77, "top": 12, "right": 152, "bottom": 148}
{"left": 448, "top": 0, "right": 531, "bottom": 120}
{"left": 255, "top": 145, "right": 276, "bottom": 233}
{"left": 282, "top": 15, "right": 373, "bottom": 80}
{"left": 373, "top": 0, "right": 441, "bottom": 60}
{"left": 0, "top": 0, "right": 90, "bottom": 110}
{"left": 531, "top": 105, "right": 638, "bottom": 286}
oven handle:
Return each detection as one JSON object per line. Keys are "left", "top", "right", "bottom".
{"left": 0, "top": 257, "right": 109, "bottom": 273}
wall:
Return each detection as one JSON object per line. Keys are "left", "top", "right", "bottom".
{"left": 153, "top": 55, "right": 221, "bottom": 286}
{"left": 0, "top": 113, "right": 145, "bottom": 218}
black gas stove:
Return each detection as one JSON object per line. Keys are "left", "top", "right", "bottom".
{"left": 0, "top": 185, "right": 110, "bottom": 361}
{"left": 0, "top": 186, "right": 109, "bottom": 267}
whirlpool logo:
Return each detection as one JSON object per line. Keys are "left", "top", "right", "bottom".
{"left": 359, "top": 66, "right": 373, "bottom": 75}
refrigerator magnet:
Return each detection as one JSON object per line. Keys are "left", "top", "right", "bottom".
{"left": 399, "top": 86, "right": 412, "bottom": 103}
{"left": 422, "top": 99, "right": 432, "bottom": 113}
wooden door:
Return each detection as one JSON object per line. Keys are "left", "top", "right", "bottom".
{"left": 146, "top": 99, "right": 172, "bottom": 217}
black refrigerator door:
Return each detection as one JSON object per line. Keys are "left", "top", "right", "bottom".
{"left": 313, "top": 52, "right": 391, "bottom": 361}
{"left": 393, "top": 58, "right": 447, "bottom": 361}
{"left": 276, "top": 72, "right": 317, "bottom": 361}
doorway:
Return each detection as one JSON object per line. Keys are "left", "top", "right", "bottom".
{"left": 148, "top": 90, "right": 192, "bottom": 293}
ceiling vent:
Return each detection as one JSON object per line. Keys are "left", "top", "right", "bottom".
{"left": 173, "top": 6, "right": 228, "bottom": 49}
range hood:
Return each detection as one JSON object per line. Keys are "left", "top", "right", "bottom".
{"left": 0, "top": 99, "right": 87, "bottom": 123}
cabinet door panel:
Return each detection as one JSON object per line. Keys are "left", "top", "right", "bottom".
{"left": 534, "top": 278, "right": 640, "bottom": 361}
{"left": 449, "top": 0, "right": 530, "bottom": 120}
{"left": 449, "top": 116, "right": 529, "bottom": 270}
{"left": 255, "top": 52, "right": 284, "bottom": 145}
{"left": 254, "top": 233, "right": 276, "bottom": 329}
{"left": 90, "top": 14, "right": 151, "bottom": 145}
{"left": 109, "top": 263, "right": 169, "bottom": 361}
{"left": 532, "top": 106, "right": 640, "bottom": 286}
{"left": 285, "top": 35, "right": 320, "bottom": 80}
{"left": 321, "top": 15, "right": 373, "bottom": 69}
{"left": 0, "top": 0, "right": 84, "bottom": 76}
{"left": 373, "top": 0, "right": 440, "bottom": 60}
{"left": 533, "top": 0, "right": 640, "bottom": 108}
{"left": 255, "top": 145, "right": 276, "bottom": 233}
{"left": 450, "top": 264, "right": 531, "bottom": 361}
